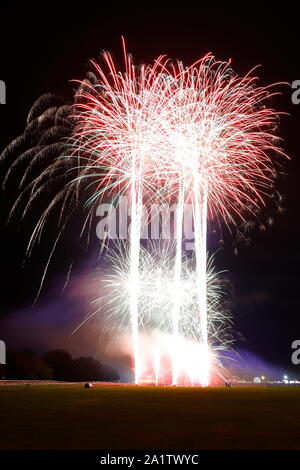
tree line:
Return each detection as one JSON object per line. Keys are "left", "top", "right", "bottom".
{"left": 0, "top": 348, "right": 120, "bottom": 382}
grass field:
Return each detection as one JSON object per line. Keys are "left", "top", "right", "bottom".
{"left": 0, "top": 384, "right": 300, "bottom": 450}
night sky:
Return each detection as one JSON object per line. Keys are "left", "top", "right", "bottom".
{"left": 0, "top": 5, "right": 299, "bottom": 377}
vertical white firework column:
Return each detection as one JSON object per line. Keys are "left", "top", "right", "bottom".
{"left": 172, "top": 179, "right": 184, "bottom": 386}
{"left": 193, "top": 175, "right": 209, "bottom": 386}
{"left": 154, "top": 344, "right": 160, "bottom": 386}
{"left": 129, "top": 156, "right": 143, "bottom": 384}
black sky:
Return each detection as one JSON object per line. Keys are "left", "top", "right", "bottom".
{"left": 0, "top": 4, "right": 299, "bottom": 374}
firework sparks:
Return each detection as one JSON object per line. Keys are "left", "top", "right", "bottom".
{"left": 83, "top": 244, "right": 232, "bottom": 385}
{"left": 70, "top": 42, "right": 285, "bottom": 385}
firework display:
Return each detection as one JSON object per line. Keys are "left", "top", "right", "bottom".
{"left": 1, "top": 41, "right": 285, "bottom": 386}
{"left": 69, "top": 41, "right": 284, "bottom": 386}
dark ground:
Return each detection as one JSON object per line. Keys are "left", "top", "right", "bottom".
{"left": 0, "top": 384, "right": 300, "bottom": 450}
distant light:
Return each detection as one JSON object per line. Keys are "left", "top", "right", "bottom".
{"left": 284, "top": 375, "right": 288, "bottom": 380}
{"left": 261, "top": 376, "right": 265, "bottom": 380}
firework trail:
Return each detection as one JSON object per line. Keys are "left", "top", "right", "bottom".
{"left": 71, "top": 44, "right": 173, "bottom": 383}
{"left": 0, "top": 74, "right": 102, "bottom": 302}
{"left": 71, "top": 44, "right": 285, "bottom": 384}
{"left": 158, "top": 57, "right": 287, "bottom": 382}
